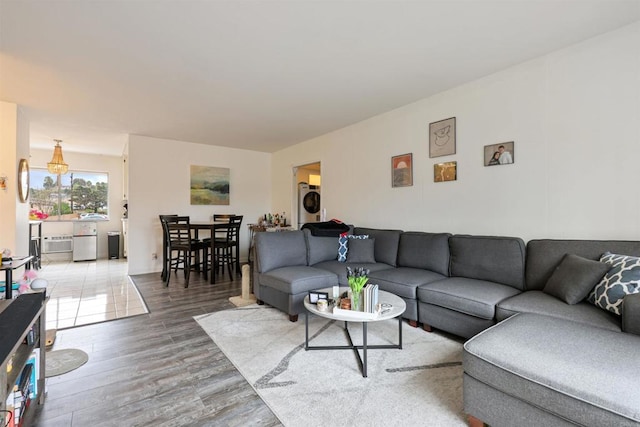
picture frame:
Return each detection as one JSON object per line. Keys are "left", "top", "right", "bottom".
{"left": 391, "top": 153, "right": 413, "bottom": 187}
{"left": 434, "top": 161, "right": 457, "bottom": 182}
{"left": 429, "top": 117, "right": 456, "bottom": 158}
{"left": 308, "top": 291, "right": 329, "bottom": 304}
{"left": 484, "top": 141, "right": 514, "bottom": 166}
{"left": 190, "top": 165, "right": 230, "bottom": 205}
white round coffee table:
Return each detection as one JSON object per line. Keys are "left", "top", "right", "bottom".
{"left": 303, "top": 287, "right": 406, "bottom": 377}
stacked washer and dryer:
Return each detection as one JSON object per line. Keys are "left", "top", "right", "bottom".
{"left": 298, "top": 183, "right": 321, "bottom": 228}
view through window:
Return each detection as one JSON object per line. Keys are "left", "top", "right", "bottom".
{"left": 29, "top": 168, "right": 109, "bottom": 221}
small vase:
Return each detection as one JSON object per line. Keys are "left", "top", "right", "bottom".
{"left": 351, "top": 289, "right": 362, "bottom": 311}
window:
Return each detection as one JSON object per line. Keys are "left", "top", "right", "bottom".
{"left": 29, "top": 169, "right": 109, "bottom": 221}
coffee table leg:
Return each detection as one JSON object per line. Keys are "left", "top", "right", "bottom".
{"left": 398, "top": 316, "right": 403, "bottom": 349}
{"left": 363, "top": 322, "right": 368, "bottom": 378}
{"left": 305, "top": 311, "right": 309, "bottom": 350}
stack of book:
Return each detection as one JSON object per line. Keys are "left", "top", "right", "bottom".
{"left": 363, "top": 284, "right": 379, "bottom": 313}
{"left": 5, "top": 350, "right": 39, "bottom": 427}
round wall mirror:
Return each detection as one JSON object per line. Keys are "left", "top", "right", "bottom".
{"left": 18, "top": 158, "right": 29, "bottom": 203}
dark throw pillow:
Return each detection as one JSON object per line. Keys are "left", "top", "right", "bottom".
{"left": 346, "top": 238, "right": 376, "bottom": 263}
{"left": 543, "top": 253, "right": 610, "bottom": 305}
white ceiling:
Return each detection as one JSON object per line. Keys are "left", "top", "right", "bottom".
{"left": 1, "top": 1, "right": 639, "bottom": 156}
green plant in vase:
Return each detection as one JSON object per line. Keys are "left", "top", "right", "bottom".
{"left": 346, "top": 266, "right": 369, "bottom": 311}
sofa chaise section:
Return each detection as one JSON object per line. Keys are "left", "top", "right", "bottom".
{"left": 418, "top": 235, "right": 526, "bottom": 338}
{"left": 464, "top": 313, "right": 640, "bottom": 427}
{"left": 255, "top": 230, "right": 338, "bottom": 321}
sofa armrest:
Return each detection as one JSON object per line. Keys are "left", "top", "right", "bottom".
{"left": 622, "top": 293, "right": 640, "bottom": 335}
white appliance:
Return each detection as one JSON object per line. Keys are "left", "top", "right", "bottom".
{"left": 298, "top": 183, "right": 321, "bottom": 227}
{"left": 73, "top": 221, "right": 97, "bottom": 261}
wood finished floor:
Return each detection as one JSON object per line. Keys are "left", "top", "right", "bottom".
{"left": 31, "top": 270, "right": 282, "bottom": 427}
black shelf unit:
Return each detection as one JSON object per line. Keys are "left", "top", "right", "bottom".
{"left": 0, "top": 292, "right": 47, "bottom": 426}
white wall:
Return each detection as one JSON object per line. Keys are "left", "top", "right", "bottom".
{"left": 272, "top": 22, "right": 640, "bottom": 242}
{"left": 29, "top": 149, "right": 124, "bottom": 260}
{"left": 127, "top": 135, "right": 271, "bottom": 275}
{"left": 0, "top": 101, "right": 31, "bottom": 256}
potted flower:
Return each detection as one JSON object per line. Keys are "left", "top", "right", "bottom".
{"left": 346, "top": 266, "right": 369, "bottom": 311}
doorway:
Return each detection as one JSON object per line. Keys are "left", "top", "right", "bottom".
{"left": 293, "top": 162, "right": 321, "bottom": 228}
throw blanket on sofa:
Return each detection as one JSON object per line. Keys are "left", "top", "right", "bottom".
{"left": 301, "top": 220, "right": 350, "bottom": 237}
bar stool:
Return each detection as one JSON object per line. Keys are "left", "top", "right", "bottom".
{"left": 213, "top": 215, "right": 243, "bottom": 279}
{"left": 164, "top": 216, "right": 208, "bottom": 287}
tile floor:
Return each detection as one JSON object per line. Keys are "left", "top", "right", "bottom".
{"left": 38, "top": 259, "right": 148, "bottom": 330}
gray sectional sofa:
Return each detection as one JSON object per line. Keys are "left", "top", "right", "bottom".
{"left": 252, "top": 227, "right": 640, "bottom": 426}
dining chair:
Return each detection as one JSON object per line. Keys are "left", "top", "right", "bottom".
{"left": 164, "top": 216, "right": 208, "bottom": 287}
{"left": 159, "top": 214, "right": 178, "bottom": 282}
{"left": 213, "top": 215, "right": 243, "bottom": 279}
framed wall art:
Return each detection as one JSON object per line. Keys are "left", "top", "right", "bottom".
{"left": 429, "top": 117, "right": 456, "bottom": 158}
{"left": 190, "top": 165, "right": 230, "bottom": 205}
{"left": 434, "top": 161, "right": 457, "bottom": 183}
{"left": 391, "top": 153, "right": 413, "bottom": 187}
{"left": 484, "top": 141, "right": 514, "bottom": 166}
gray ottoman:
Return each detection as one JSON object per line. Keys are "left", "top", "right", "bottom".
{"left": 463, "top": 313, "right": 640, "bottom": 427}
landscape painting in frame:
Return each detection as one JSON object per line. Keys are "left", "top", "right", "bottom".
{"left": 434, "top": 161, "right": 457, "bottom": 183}
{"left": 392, "top": 153, "right": 413, "bottom": 187}
{"left": 484, "top": 141, "right": 515, "bottom": 166}
{"left": 429, "top": 117, "right": 456, "bottom": 158}
{"left": 190, "top": 165, "right": 230, "bottom": 205}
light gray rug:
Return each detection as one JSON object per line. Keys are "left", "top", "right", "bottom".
{"left": 46, "top": 348, "right": 89, "bottom": 377}
{"left": 195, "top": 306, "right": 465, "bottom": 426}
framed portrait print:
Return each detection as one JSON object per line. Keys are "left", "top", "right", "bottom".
{"left": 434, "top": 161, "right": 457, "bottom": 182}
{"left": 484, "top": 141, "right": 514, "bottom": 166}
{"left": 391, "top": 153, "right": 413, "bottom": 187}
{"left": 429, "top": 117, "right": 456, "bottom": 158}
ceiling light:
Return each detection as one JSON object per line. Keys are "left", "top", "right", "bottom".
{"left": 47, "top": 139, "right": 69, "bottom": 175}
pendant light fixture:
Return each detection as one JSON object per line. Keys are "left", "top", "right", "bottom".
{"left": 47, "top": 139, "right": 69, "bottom": 175}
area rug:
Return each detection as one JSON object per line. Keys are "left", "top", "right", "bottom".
{"left": 46, "top": 349, "right": 89, "bottom": 377}
{"left": 195, "top": 306, "right": 465, "bottom": 426}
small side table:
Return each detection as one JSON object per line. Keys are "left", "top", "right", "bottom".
{"left": 29, "top": 221, "right": 43, "bottom": 270}
{"left": 1, "top": 256, "right": 34, "bottom": 299}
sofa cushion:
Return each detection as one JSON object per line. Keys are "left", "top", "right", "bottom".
{"left": 543, "top": 254, "right": 610, "bottom": 304}
{"left": 449, "top": 235, "right": 526, "bottom": 290}
{"left": 259, "top": 266, "right": 338, "bottom": 294}
{"left": 418, "top": 277, "right": 521, "bottom": 320}
{"left": 464, "top": 313, "right": 640, "bottom": 426}
{"left": 313, "top": 260, "right": 393, "bottom": 286}
{"left": 525, "top": 239, "right": 640, "bottom": 291}
{"left": 337, "top": 234, "right": 368, "bottom": 262}
{"left": 369, "top": 267, "right": 446, "bottom": 300}
{"left": 354, "top": 227, "right": 402, "bottom": 267}
{"left": 496, "top": 290, "right": 620, "bottom": 332}
{"left": 588, "top": 252, "right": 640, "bottom": 315}
{"left": 346, "top": 238, "right": 375, "bottom": 263}
{"left": 303, "top": 229, "right": 340, "bottom": 265}
{"left": 397, "top": 232, "right": 451, "bottom": 276}
{"left": 256, "top": 231, "right": 307, "bottom": 273}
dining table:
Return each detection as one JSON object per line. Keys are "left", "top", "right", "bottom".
{"left": 190, "top": 221, "right": 241, "bottom": 284}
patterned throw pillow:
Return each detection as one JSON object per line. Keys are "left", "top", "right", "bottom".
{"left": 587, "top": 252, "right": 640, "bottom": 315}
{"left": 337, "top": 234, "right": 368, "bottom": 262}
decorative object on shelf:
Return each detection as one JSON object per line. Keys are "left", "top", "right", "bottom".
{"left": 190, "top": 165, "right": 230, "bottom": 205}
{"left": 18, "top": 158, "right": 30, "bottom": 202}
{"left": 392, "top": 153, "right": 413, "bottom": 187}
{"left": 29, "top": 208, "right": 49, "bottom": 220}
{"left": 484, "top": 141, "right": 515, "bottom": 166}
{"left": 429, "top": 117, "right": 456, "bottom": 158}
{"left": 1, "top": 248, "right": 11, "bottom": 264}
{"left": 17, "top": 269, "right": 38, "bottom": 294}
{"left": 434, "top": 161, "right": 457, "bottom": 183}
{"left": 347, "top": 266, "right": 369, "bottom": 311}
{"left": 47, "top": 140, "right": 69, "bottom": 175}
